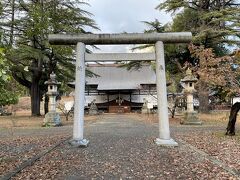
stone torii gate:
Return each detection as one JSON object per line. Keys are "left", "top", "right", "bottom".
{"left": 48, "top": 32, "right": 192, "bottom": 147}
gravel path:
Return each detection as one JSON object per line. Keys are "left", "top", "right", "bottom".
{"left": 1, "top": 114, "right": 237, "bottom": 179}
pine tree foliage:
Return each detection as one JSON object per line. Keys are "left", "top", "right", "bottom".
{"left": 157, "top": 0, "right": 240, "bottom": 112}
{"left": 0, "top": 0, "right": 99, "bottom": 115}
{"left": 0, "top": 4, "right": 18, "bottom": 106}
{"left": 157, "top": 0, "right": 240, "bottom": 53}
{"left": 122, "top": 20, "right": 167, "bottom": 71}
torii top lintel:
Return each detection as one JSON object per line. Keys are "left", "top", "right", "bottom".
{"left": 48, "top": 32, "right": 192, "bottom": 45}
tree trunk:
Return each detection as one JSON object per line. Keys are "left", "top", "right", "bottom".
{"left": 10, "top": 0, "right": 15, "bottom": 46}
{"left": 172, "top": 106, "right": 176, "bottom": 118}
{"left": 31, "top": 78, "right": 41, "bottom": 116}
{"left": 226, "top": 102, "right": 240, "bottom": 136}
{"left": 44, "top": 94, "right": 49, "bottom": 115}
{"left": 198, "top": 81, "right": 209, "bottom": 113}
{"left": 29, "top": 50, "right": 43, "bottom": 116}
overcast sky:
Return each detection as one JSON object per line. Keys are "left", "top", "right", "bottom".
{"left": 85, "top": 0, "right": 172, "bottom": 53}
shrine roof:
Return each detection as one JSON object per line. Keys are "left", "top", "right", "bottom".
{"left": 86, "top": 64, "right": 156, "bottom": 90}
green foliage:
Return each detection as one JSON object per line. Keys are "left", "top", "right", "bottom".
{"left": 0, "top": 83, "right": 19, "bottom": 106}
{"left": 122, "top": 19, "right": 188, "bottom": 93}
{"left": 156, "top": 0, "right": 240, "bottom": 105}
{"left": 1, "top": 0, "right": 99, "bottom": 85}
{"left": 142, "top": 19, "right": 165, "bottom": 33}
{"left": 0, "top": 48, "right": 8, "bottom": 81}
{"left": 171, "top": 8, "right": 199, "bottom": 34}
{"left": 0, "top": 2, "right": 2, "bottom": 15}
{"left": 156, "top": 0, "right": 188, "bottom": 12}
{"left": 158, "top": 0, "right": 239, "bottom": 55}
{"left": 125, "top": 20, "right": 167, "bottom": 70}
{"left": 0, "top": 0, "right": 99, "bottom": 114}
{"left": 0, "top": 48, "right": 18, "bottom": 106}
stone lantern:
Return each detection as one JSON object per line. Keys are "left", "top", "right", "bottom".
{"left": 180, "top": 68, "right": 202, "bottom": 125}
{"left": 43, "top": 73, "right": 61, "bottom": 126}
{"left": 141, "top": 98, "right": 149, "bottom": 114}
{"left": 89, "top": 99, "right": 98, "bottom": 115}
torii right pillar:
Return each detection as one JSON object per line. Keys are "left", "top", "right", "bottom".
{"left": 155, "top": 41, "right": 178, "bottom": 146}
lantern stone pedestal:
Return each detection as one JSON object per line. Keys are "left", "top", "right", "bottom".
{"left": 141, "top": 98, "right": 149, "bottom": 114}
{"left": 89, "top": 99, "right": 98, "bottom": 115}
{"left": 44, "top": 112, "right": 61, "bottom": 126}
{"left": 182, "top": 111, "right": 202, "bottom": 125}
{"left": 43, "top": 73, "right": 62, "bottom": 127}
{"left": 181, "top": 69, "right": 202, "bottom": 125}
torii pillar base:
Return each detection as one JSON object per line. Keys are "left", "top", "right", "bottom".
{"left": 155, "top": 138, "right": 178, "bottom": 147}
{"left": 69, "top": 139, "right": 89, "bottom": 148}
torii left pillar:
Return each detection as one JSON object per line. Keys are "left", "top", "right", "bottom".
{"left": 69, "top": 42, "right": 89, "bottom": 147}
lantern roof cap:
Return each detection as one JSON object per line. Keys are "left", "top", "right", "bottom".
{"left": 45, "top": 72, "right": 61, "bottom": 85}
{"left": 181, "top": 68, "right": 198, "bottom": 83}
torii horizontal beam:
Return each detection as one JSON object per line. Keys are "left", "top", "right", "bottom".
{"left": 85, "top": 53, "right": 155, "bottom": 62}
{"left": 48, "top": 32, "right": 192, "bottom": 45}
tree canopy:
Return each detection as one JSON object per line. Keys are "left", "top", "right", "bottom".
{"left": 158, "top": 0, "right": 240, "bottom": 112}
{"left": 0, "top": 0, "right": 99, "bottom": 115}
{"left": 157, "top": 0, "right": 240, "bottom": 55}
{"left": 123, "top": 0, "right": 239, "bottom": 112}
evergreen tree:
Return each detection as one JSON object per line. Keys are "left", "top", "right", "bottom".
{"left": 157, "top": 0, "right": 240, "bottom": 112}
{"left": 0, "top": 0, "right": 99, "bottom": 116}
{"left": 122, "top": 19, "right": 166, "bottom": 71}
{"left": 0, "top": 2, "right": 19, "bottom": 107}
{"left": 157, "top": 0, "right": 240, "bottom": 55}
{"left": 125, "top": 19, "right": 188, "bottom": 93}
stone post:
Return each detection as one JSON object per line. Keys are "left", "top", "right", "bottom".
{"left": 155, "top": 41, "right": 178, "bottom": 146}
{"left": 69, "top": 42, "right": 89, "bottom": 147}
{"left": 187, "top": 93, "right": 194, "bottom": 112}
{"left": 141, "top": 98, "right": 148, "bottom": 114}
{"left": 181, "top": 69, "right": 202, "bottom": 125}
{"left": 49, "top": 90, "right": 56, "bottom": 112}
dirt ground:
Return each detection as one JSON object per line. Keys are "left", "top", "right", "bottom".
{"left": 3, "top": 96, "right": 75, "bottom": 116}
{"left": 0, "top": 113, "right": 240, "bottom": 179}
{"left": 0, "top": 106, "right": 236, "bottom": 133}
{"left": 1, "top": 96, "right": 234, "bottom": 124}
{"left": 1, "top": 97, "right": 240, "bottom": 179}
